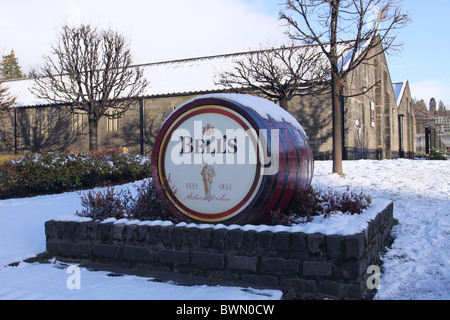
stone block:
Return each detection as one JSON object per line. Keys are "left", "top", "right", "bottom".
{"left": 227, "top": 255, "right": 257, "bottom": 272}
{"left": 256, "top": 231, "right": 272, "bottom": 251}
{"left": 341, "top": 282, "right": 364, "bottom": 299}
{"left": 78, "top": 221, "right": 89, "bottom": 240}
{"left": 345, "top": 233, "right": 365, "bottom": 259}
{"left": 241, "top": 274, "right": 278, "bottom": 287}
{"left": 192, "top": 252, "right": 224, "bottom": 269}
{"left": 206, "top": 271, "right": 239, "bottom": 282}
{"left": 113, "top": 223, "right": 126, "bottom": 241}
{"left": 123, "top": 246, "right": 153, "bottom": 262}
{"left": 185, "top": 227, "right": 199, "bottom": 247}
{"left": 172, "top": 226, "right": 186, "bottom": 248}
{"left": 99, "top": 222, "right": 113, "bottom": 242}
{"left": 242, "top": 230, "right": 256, "bottom": 251}
{"left": 291, "top": 232, "right": 307, "bottom": 252}
{"left": 303, "top": 261, "right": 332, "bottom": 277}
{"left": 261, "top": 258, "right": 299, "bottom": 274}
{"left": 199, "top": 228, "right": 213, "bottom": 248}
{"left": 227, "top": 228, "right": 244, "bottom": 250}
{"left": 307, "top": 233, "right": 324, "bottom": 254}
{"left": 211, "top": 228, "right": 228, "bottom": 250}
{"left": 44, "top": 221, "right": 55, "bottom": 239}
{"left": 281, "top": 278, "right": 316, "bottom": 295}
{"left": 147, "top": 225, "right": 161, "bottom": 245}
{"left": 92, "top": 244, "right": 119, "bottom": 259}
{"left": 66, "top": 221, "right": 78, "bottom": 239}
{"left": 60, "top": 242, "right": 90, "bottom": 257}
{"left": 46, "top": 240, "right": 60, "bottom": 254}
{"left": 272, "top": 232, "right": 290, "bottom": 252}
{"left": 87, "top": 221, "right": 99, "bottom": 240}
{"left": 159, "top": 226, "right": 174, "bottom": 246}
{"left": 137, "top": 225, "right": 149, "bottom": 243}
{"left": 158, "top": 249, "right": 189, "bottom": 265}
{"left": 326, "top": 235, "right": 343, "bottom": 259}
{"left": 56, "top": 221, "right": 66, "bottom": 239}
{"left": 317, "top": 280, "right": 341, "bottom": 298}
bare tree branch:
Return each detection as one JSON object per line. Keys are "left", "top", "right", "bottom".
{"left": 216, "top": 44, "right": 330, "bottom": 109}
{"left": 279, "top": 0, "right": 410, "bottom": 174}
{"left": 30, "top": 25, "right": 148, "bottom": 151}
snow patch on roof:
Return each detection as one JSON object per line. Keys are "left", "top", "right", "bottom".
{"left": 3, "top": 42, "right": 371, "bottom": 108}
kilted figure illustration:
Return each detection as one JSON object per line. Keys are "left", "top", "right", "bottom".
{"left": 201, "top": 161, "right": 215, "bottom": 201}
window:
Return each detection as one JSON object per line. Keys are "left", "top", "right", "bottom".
{"left": 370, "top": 101, "right": 375, "bottom": 128}
{"left": 106, "top": 111, "right": 120, "bottom": 132}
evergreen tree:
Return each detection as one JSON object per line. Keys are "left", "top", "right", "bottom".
{"left": 438, "top": 100, "right": 447, "bottom": 116}
{"left": 429, "top": 97, "right": 437, "bottom": 115}
{"left": 0, "top": 50, "right": 24, "bottom": 80}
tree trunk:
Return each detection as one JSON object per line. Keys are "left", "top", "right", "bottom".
{"left": 88, "top": 115, "right": 99, "bottom": 151}
{"left": 331, "top": 76, "right": 343, "bottom": 174}
{"left": 279, "top": 97, "right": 289, "bottom": 110}
{"left": 330, "top": 0, "right": 343, "bottom": 175}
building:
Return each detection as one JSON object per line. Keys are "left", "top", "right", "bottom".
{"left": 415, "top": 107, "right": 450, "bottom": 154}
{"left": 1, "top": 43, "right": 416, "bottom": 160}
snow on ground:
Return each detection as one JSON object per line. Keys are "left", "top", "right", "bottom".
{"left": 312, "top": 160, "right": 450, "bottom": 300}
{"left": 0, "top": 159, "right": 448, "bottom": 300}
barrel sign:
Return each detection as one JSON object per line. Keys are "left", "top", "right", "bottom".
{"left": 151, "top": 94, "right": 314, "bottom": 225}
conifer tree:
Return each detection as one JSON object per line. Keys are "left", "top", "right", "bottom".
{"left": 0, "top": 50, "right": 24, "bottom": 80}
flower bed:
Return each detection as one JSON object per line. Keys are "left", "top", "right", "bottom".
{"left": 45, "top": 198, "right": 394, "bottom": 300}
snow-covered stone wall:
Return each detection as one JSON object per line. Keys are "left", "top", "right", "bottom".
{"left": 44, "top": 201, "right": 393, "bottom": 300}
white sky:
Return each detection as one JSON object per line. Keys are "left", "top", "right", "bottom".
{"left": 0, "top": 0, "right": 449, "bottom": 106}
{"left": 0, "top": 0, "right": 288, "bottom": 71}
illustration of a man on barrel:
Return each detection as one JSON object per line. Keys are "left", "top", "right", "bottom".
{"left": 201, "top": 161, "right": 215, "bottom": 201}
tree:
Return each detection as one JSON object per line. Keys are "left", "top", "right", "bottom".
{"left": 438, "top": 100, "right": 447, "bottom": 116}
{"left": 413, "top": 98, "right": 428, "bottom": 112}
{"left": 217, "top": 44, "right": 330, "bottom": 109}
{"left": 0, "top": 78, "right": 15, "bottom": 114}
{"left": 31, "top": 25, "right": 148, "bottom": 151}
{"left": 429, "top": 98, "right": 437, "bottom": 115}
{"left": 0, "top": 50, "right": 24, "bottom": 80}
{"left": 280, "top": 0, "right": 409, "bottom": 174}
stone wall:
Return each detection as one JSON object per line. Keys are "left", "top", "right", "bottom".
{"left": 45, "top": 202, "right": 393, "bottom": 300}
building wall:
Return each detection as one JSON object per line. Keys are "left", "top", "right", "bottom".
{"left": 0, "top": 47, "right": 415, "bottom": 160}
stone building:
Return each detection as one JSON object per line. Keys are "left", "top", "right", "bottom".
{"left": 1, "top": 43, "right": 415, "bottom": 160}
{"left": 415, "top": 108, "right": 450, "bottom": 154}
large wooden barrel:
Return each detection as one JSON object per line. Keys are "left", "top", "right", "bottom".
{"left": 151, "top": 94, "right": 314, "bottom": 225}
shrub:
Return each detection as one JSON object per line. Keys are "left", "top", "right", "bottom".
{"left": 77, "top": 181, "right": 371, "bottom": 227}
{"left": 270, "top": 186, "right": 372, "bottom": 226}
{"left": 76, "top": 179, "right": 176, "bottom": 223}
{"left": 78, "top": 187, "right": 133, "bottom": 220}
{"left": 0, "top": 154, "right": 24, "bottom": 166}
{"left": 0, "top": 151, "right": 151, "bottom": 199}
{"left": 427, "top": 149, "right": 448, "bottom": 160}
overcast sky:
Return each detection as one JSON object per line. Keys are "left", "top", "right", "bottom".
{"left": 0, "top": 0, "right": 449, "bottom": 106}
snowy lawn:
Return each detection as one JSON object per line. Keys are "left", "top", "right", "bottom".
{"left": 0, "top": 159, "right": 448, "bottom": 300}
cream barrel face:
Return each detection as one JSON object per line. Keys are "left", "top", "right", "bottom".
{"left": 152, "top": 94, "right": 314, "bottom": 225}
{"left": 158, "top": 105, "right": 264, "bottom": 222}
